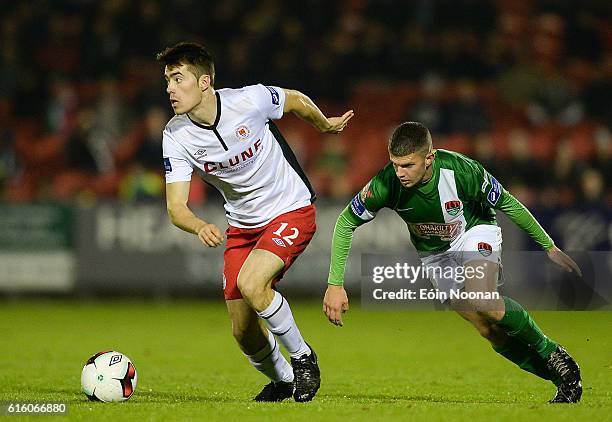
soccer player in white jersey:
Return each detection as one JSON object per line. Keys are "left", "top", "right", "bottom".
{"left": 157, "top": 42, "right": 353, "bottom": 402}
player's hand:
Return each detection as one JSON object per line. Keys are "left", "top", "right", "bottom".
{"left": 323, "top": 284, "right": 349, "bottom": 326}
{"left": 323, "top": 110, "right": 354, "bottom": 134}
{"left": 547, "top": 246, "right": 582, "bottom": 277}
{"left": 196, "top": 223, "right": 224, "bottom": 247}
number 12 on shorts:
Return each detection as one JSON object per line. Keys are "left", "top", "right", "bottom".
{"left": 272, "top": 222, "right": 299, "bottom": 246}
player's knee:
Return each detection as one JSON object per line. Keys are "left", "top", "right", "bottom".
{"left": 458, "top": 310, "right": 496, "bottom": 340}
{"left": 472, "top": 315, "right": 501, "bottom": 341}
{"left": 474, "top": 321, "right": 494, "bottom": 340}
{"left": 236, "top": 277, "right": 265, "bottom": 301}
{"left": 462, "top": 297, "right": 502, "bottom": 316}
{"left": 479, "top": 309, "right": 504, "bottom": 322}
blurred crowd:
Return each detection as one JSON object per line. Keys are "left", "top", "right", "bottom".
{"left": 0, "top": 0, "right": 610, "bottom": 210}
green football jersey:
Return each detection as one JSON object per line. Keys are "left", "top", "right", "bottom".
{"left": 349, "top": 149, "right": 505, "bottom": 252}
{"left": 328, "top": 148, "right": 555, "bottom": 285}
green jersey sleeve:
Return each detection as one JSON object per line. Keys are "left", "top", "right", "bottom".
{"left": 496, "top": 192, "right": 555, "bottom": 250}
{"left": 347, "top": 165, "right": 393, "bottom": 222}
{"left": 463, "top": 158, "right": 555, "bottom": 250}
{"left": 328, "top": 169, "right": 393, "bottom": 286}
{"left": 460, "top": 157, "right": 506, "bottom": 208}
{"left": 327, "top": 206, "right": 363, "bottom": 286}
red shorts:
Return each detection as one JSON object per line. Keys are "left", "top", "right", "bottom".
{"left": 223, "top": 204, "right": 316, "bottom": 300}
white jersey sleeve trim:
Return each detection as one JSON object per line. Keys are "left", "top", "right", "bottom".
{"left": 249, "top": 84, "right": 285, "bottom": 121}
{"left": 162, "top": 129, "right": 193, "bottom": 183}
{"left": 350, "top": 192, "right": 376, "bottom": 221}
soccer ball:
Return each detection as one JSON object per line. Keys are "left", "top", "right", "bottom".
{"left": 81, "top": 351, "right": 138, "bottom": 402}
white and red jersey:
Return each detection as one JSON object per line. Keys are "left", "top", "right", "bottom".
{"left": 162, "top": 84, "right": 315, "bottom": 228}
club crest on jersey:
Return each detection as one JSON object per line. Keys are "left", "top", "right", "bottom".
{"left": 478, "top": 242, "right": 493, "bottom": 257}
{"left": 444, "top": 200, "right": 462, "bottom": 216}
{"left": 359, "top": 181, "right": 373, "bottom": 202}
{"left": 235, "top": 125, "right": 250, "bottom": 140}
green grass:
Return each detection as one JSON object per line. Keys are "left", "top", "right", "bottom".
{"left": 0, "top": 300, "right": 610, "bottom": 421}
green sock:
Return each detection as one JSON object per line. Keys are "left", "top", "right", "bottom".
{"left": 493, "top": 337, "right": 560, "bottom": 385}
{"left": 496, "top": 296, "right": 558, "bottom": 360}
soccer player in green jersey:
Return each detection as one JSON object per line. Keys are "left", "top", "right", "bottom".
{"left": 324, "top": 121, "right": 583, "bottom": 403}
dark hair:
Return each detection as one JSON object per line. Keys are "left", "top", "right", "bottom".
{"left": 388, "top": 122, "right": 432, "bottom": 156}
{"left": 156, "top": 41, "right": 215, "bottom": 86}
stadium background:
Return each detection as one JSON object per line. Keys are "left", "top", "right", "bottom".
{"left": 0, "top": 1, "right": 610, "bottom": 419}
{"left": 0, "top": 0, "right": 609, "bottom": 297}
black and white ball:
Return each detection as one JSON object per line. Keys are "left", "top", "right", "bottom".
{"left": 81, "top": 351, "right": 137, "bottom": 402}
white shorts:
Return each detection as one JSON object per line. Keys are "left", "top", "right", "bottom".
{"left": 419, "top": 224, "right": 503, "bottom": 300}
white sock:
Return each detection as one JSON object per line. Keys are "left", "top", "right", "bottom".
{"left": 257, "top": 291, "right": 311, "bottom": 358}
{"left": 245, "top": 330, "right": 294, "bottom": 383}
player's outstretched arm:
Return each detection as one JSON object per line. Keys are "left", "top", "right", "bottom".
{"left": 497, "top": 192, "right": 582, "bottom": 276}
{"left": 546, "top": 246, "right": 582, "bottom": 277}
{"left": 323, "top": 207, "right": 364, "bottom": 326}
{"left": 283, "top": 88, "right": 354, "bottom": 133}
{"left": 166, "top": 181, "right": 224, "bottom": 248}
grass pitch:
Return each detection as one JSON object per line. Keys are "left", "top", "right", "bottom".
{"left": 0, "top": 300, "right": 610, "bottom": 421}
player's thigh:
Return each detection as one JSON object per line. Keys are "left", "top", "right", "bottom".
{"left": 223, "top": 226, "right": 258, "bottom": 301}
{"left": 463, "top": 259, "right": 500, "bottom": 295}
{"left": 237, "top": 249, "right": 285, "bottom": 294}
{"left": 238, "top": 205, "right": 316, "bottom": 293}
{"left": 255, "top": 205, "right": 316, "bottom": 271}
{"left": 420, "top": 253, "right": 459, "bottom": 298}
{"left": 451, "top": 225, "right": 503, "bottom": 308}
{"left": 458, "top": 225, "right": 502, "bottom": 273}
{"left": 226, "top": 298, "right": 268, "bottom": 352}
{"left": 451, "top": 260, "right": 504, "bottom": 325}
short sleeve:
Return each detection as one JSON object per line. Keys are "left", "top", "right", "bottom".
{"left": 248, "top": 84, "right": 286, "bottom": 120}
{"left": 162, "top": 130, "right": 193, "bottom": 183}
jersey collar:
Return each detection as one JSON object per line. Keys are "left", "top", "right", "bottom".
{"left": 187, "top": 91, "right": 221, "bottom": 130}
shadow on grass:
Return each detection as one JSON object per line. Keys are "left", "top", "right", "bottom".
{"left": 322, "top": 392, "right": 523, "bottom": 405}
{"left": 133, "top": 390, "right": 248, "bottom": 404}
{"left": 19, "top": 387, "right": 534, "bottom": 406}
{"left": 18, "top": 387, "right": 247, "bottom": 405}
